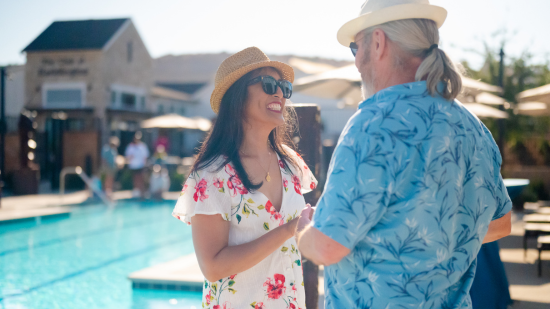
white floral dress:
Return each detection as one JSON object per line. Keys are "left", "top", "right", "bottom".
{"left": 172, "top": 146, "right": 317, "bottom": 309}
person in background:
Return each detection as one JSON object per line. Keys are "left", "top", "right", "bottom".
{"left": 101, "top": 136, "right": 119, "bottom": 199}
{"left": 296, "top": 1, "right": 512, "bottom": 308}
{"left": 125, "top": 132, "right": 150, "bottom": 198}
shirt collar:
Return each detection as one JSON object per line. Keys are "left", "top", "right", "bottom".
{"left": 358, "top": 81, "right": 445, "bottom": 109}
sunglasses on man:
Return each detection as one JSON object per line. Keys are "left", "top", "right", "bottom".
{"left": 350, "top": 42, "right": 358, "bottom": 57}
{"left": 247, "top": 75, "right": 293, "bottom": 99}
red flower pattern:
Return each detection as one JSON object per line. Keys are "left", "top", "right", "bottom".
{"left": 193, "top": 179, "right": 209, "bottom": 202}
{"left": 213, "top": 177, "right": 224, "bottom": 189}
{"left": 213, "top": 302, "right": 233, "bottom": 309}
{"left": 265, "top": 200, "right": 282, "bottom": 221}
{"left": 205, "top": 290, "right": 212, "bottom": 305}
{"left": 264, "top": 274, "right": 286, "bottom": 299}
{"left": 291, "top": 175, "right": 301, "bottom": 195}
{"left": 225, "top": 164, "right": 248, "bottom": 196}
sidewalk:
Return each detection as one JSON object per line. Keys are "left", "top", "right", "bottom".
{"left": 0, "top": 190, "right": 180, "bottom": 222}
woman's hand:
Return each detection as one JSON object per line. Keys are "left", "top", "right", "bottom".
{"left": 296, "top": 204, "right": 313, "bottom": 234}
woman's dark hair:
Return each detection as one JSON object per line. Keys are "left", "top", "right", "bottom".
{"left": 191, "top": 67, "right": 298, "bottom": 191}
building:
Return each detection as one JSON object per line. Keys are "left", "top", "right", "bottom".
{"left": 22, "top": 18, "right": 154, "bottom": 188}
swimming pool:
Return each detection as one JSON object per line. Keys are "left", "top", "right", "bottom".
{"left": 0, "top": 200, "right": 202, "bottom": 309}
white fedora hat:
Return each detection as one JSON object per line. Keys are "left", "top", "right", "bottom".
{"left": 337, "top": 0, "right": 447, "bottom": 47}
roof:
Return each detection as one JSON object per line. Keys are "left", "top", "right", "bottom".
{"left": 151, "top": 86, "right": 192, "bottom": 101}
{"left": 155, "top": 82, "right": 207, "bottom": 95}
{"left": 23, "top": 18, "right": 129, "bottom": 52}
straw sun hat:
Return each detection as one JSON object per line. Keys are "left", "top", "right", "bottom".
{"left": 210, "top": 47, "right": 294, "bottom": 113}
{"left": 337, "top": 0, "right": 447, "bottom": 47}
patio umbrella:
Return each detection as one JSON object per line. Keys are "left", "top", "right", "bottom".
{"left": 514, "top": 101, "right": 550, "bottom": 116}
{"left": 294, "top": 64, "right": 507, "bottom": 118}
{"left": 516, "top": 84, "right": 550, "bottom": 116}
{"left": 141, "top": 114, "right": 212, "bottom": 131}
{"left": 462, "top": 103, "right": 508, "bottom": 119}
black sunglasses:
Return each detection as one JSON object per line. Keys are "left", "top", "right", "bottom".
{"left": 247, "top": 75, "right": 292, "bottom": 99}
{"left": 350, "top": 42, "right": 358, "bottom": 57}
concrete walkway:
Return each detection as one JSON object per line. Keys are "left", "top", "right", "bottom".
{"left": 0, "top": 190, "right": 180, "bottom": 222}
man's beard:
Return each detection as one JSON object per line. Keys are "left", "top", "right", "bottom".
{"left": 361, "top": 66, "right": 376, "bottom": 100}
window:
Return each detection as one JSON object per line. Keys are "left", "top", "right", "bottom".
{"left": 121, "top": 93, "right": 136, "bottom": 109}
{"left": 45, "top": 89, "right": 82, "bottom": 108}
{"left": 140, "top": 96, "right": 146, "bottom": 110}
{"left": 111, "top": 91, "right": 117, "bottom": 107}
{"left": 127, "top": 41, "right": 133, "bottom": 63}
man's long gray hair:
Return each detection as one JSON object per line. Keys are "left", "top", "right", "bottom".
{"left": 360, "top": 19, "right": 463, "bottom": 101}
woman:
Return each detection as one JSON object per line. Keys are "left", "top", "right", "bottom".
{"left": 172, "top": 47, "right": 317, "bottom": 309}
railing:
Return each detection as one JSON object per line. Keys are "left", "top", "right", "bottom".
{"left": 60, "top": 166, "right": 114, "bottom": 207}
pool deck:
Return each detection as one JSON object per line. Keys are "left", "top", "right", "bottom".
{"left": 128, "top": 253, "right": 204, "bottom": 291}
{"left": 0, "top": 190, "right": 181, "bottom": 223}
{"left": 127, "top": 211, "right": 550, "bottom": 309}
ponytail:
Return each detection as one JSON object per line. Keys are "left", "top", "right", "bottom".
{"left": 361, "top": 19, "right": 463, "bottom": 100}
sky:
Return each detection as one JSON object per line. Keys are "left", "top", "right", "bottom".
{"left": 1, "top": 0, "right": 549, "bottom": 69}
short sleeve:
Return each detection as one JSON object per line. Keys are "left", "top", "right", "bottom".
{"left": 172, "top": 168, "right": 232, "bottom": 225}
{"left": 312, "top": 125, "right": 390, "bottom": 250}
{"left": 483, "top": 125, "right": 513, "bottom": 221}
{"left": 283, "top": 145, "right": 318, "bottom": 194}
{"left": 492, "top": 173, "right": 512, "bottom": 221}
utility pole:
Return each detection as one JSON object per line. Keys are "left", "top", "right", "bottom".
{"left": 497, "top": 48, "right": 506, "bottom": 165}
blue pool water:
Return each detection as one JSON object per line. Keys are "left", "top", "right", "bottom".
{"left": 0, "top": 200, "right": 202, "bottom": 309}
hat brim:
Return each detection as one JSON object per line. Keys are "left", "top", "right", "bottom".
{"left": 210, "top": 60, "right": 294, "bottom": 114}
{"left": 337, "top": 4, "right": 447, "bottom": 47}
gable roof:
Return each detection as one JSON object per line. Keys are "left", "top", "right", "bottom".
{"left": 155, "top": 82, "right": 207, "bottom": 95}
{"left": 23, "top": 18, "right": 129, "bottom": 52}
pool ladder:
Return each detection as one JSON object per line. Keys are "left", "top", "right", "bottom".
{"left": 60, "top": 166, "right": 115, "bottom": 207}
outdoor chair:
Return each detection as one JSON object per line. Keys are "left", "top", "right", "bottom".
{"left": 537, "top": 235, "right": 550, "bottom": 277}
{"left": 523, "top": 223, "right": 550, "bottom": 257}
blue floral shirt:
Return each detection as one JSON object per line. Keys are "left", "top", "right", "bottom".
{"left": 313, "top": 81, "right": 512, "bottom": 309}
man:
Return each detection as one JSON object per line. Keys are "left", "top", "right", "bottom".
{"left": 296, "top": 1, "right": 512, "bottom": 308}
{"left": 125, "top": 132, "right": 150, "bottom": 198}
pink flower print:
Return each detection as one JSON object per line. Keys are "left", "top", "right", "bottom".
{"left": 264, "top": 274, "right": 286, "bottom": 299}
{"left": 225, "top": 164, "right": 248, "bottom": 196}
{"left": 310, "top": 181, "right": 316, "bottom": 190}
{"left": 205, "top": 289, "right": 212, "bottom": 305}
{"left": 291, "top": 175, "right": 301, "bottom": 195}
{"left": 213, "top": 302, "right": 233, "bottom": 309}
{"left": 265, "top": 201, "right": 282, "bottom": 221}
{"left": 193, "top": 179, "right": 209, "bottom": 202}
{"left": 180, "top": 183, "right": 188, "bottom": 196}
{"left": 213, "top": 178, "right": 223, "bottom": 189}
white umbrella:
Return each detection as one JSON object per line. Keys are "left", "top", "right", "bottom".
{"left": 294, "top": 64, "right": 503, "bottom": 108}
{"left": 293, "top": 64, "right": 362, "bottom": 105}
{"left": 474, "top": 92, "right": 507, "bottom": 105}
{"left": 462, "top": 103, "right": 508, "bottom": 119}
{"left": 141, "top": 114, "right": 212, "bottom": 131}
{"left": 514, "top": 101, "right": 550, "bottom": 116}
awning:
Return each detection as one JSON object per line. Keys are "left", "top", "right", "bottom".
{"left": 141, "top": 113, "right": 212, "bottom": 131}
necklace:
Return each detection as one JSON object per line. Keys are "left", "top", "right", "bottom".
{"left": 240, "top": 148, "right": 272, "bottom": 182}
